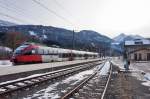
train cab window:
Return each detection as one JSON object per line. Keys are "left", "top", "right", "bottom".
{"left": 31, "top": 50, "right": 36, "bottom": 54}
{"left": 23, "top": 50, "right": 32, "bottom": 55}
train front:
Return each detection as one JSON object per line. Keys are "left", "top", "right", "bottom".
{"left": 10, "top": 44, "right": 40, "bottom": 64}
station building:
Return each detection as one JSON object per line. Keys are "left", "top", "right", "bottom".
{"left": 124, "top": 39, "right": 150, "bottom": 61}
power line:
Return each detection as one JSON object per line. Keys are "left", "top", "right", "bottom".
{"left": 52, "top": 0, "right": 82, "bottom": 30}
{"left": 53, "top": 0, "right": 80, "bottom": 27}
{"left": 4, "top": 0, "right": 48, "bottom": 24}
{"left": 0, "top": 12, "right": 27, "bottom": 24}
{"left": 53, "top": 0, "right": 73, "bottom": 17}
{"left": 0, "top": 1, "right": 45, "bottom": 24}
{"left": 32, "top": 0, "right": 75, "bottom": 26}
{"left": 0, "top": 6, "right": 29, "bottom": 23}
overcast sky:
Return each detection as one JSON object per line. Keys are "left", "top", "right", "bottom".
{"left": 0, "top": 0, "right": 150, "bottom": 38}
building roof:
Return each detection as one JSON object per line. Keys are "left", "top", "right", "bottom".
{"left": 125, "top": 39, "right": 150, "bottom": 46}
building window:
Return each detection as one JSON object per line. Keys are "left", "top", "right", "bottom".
{"left": 134, "top": 53, "right": 137, "bottom": 61}
{"left": 147, "top": 53, "right": 150, "bottom": 61}
{"left": 139, "top": 53, "right": 142, "bottom": 61}
{"left": 135, "top": 41, "right": 143, "bottom": 45}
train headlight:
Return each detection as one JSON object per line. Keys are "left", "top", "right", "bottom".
{"left": 32, "top": 50, "right": 35, "bottom": 54}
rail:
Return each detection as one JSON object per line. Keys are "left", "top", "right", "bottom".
{"left": 0, "top": 61, "right": 101, "bottom": 97}
{"left": 61, "top": 61, "right": 112, "bottom": 99}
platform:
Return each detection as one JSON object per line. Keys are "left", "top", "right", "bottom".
{"left": 0, "top": 59, "right": 102, "bottom": 83}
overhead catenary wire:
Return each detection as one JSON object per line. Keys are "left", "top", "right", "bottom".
{"left": 32, "top": 0, "right": 75, "bottom": 27}
{"left": 3, "top": 0, "right": 48, "bottom": 24}
{"left": 53, "top": 0, "right": 80, "bottom": 29}
{"left": 0, "top": 12, "right": 27, "bottom": 24}
{"left": 0, "top": 1, "right": 47, "bottom": 25}
{"left": 0, "top": 0, "right": 79, "bottom": 29}
{"left": 0, "top": 6, "right": 29, "bottom": 23}
{"left": 53, "top": 0, "right": 75, "bottom": 18}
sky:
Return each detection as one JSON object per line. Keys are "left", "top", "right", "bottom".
{"left": 0, "top": 0, "right": 150, "bottom": 38}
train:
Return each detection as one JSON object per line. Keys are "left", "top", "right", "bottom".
{"left": 10, "top": 43, "right": 99, "bottom": 64}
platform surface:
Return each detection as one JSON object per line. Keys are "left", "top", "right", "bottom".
{"left": 0, "top": 59, "right": 101, "bottom": 76}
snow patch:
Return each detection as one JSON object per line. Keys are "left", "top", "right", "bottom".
{"left": 142, "top": 81, "right": 150, "bottom": 87}
{"left": 0, "top": 60, "right": 12, "bottom": 67}
{"left": 0, "top": 46, "right": 12, "bottom": 52}
{"left": 63, "top": 70, "right": 94, "bottom": 85}
{"left": 99, "top": 61, "right": 110, "bottom": 75}
{"left": 144, "top": 73, "right": 150, "bottom": 81}
{"left": 0, "top": 88, "right": 6, "bottom": 92}
{"left": 43, "top": 34, "right": 47, "bottom": 39}
{"left": 42, "top": 83, "right": 60, "bottom": 99}
{"left": 6, "top": 85, "right": 17, "bottom": 89}
{"left": 29, "top": 31, "right": 37, "bottom": 36}
{"left": 23, "top": 67, "right": 98, "bottom": 99}
{"left": 142, "top": 73, "right": 150, "bottom": 87}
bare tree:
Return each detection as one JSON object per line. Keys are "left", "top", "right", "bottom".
{"left": 5, "top": 32, "right": 27, "bottom": 51}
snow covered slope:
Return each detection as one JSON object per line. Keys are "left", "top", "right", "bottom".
{"left": 0, "top": 20, "right": 17, "bottom": 26}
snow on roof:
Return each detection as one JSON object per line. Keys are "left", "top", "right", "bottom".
{"left": 125, "top": 39, "right": 150, "bottom": 46}
{"left": 0, "top": 46, "right": 12, "bottom": 52}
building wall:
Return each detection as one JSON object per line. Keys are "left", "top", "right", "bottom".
{"left": 125, "top": 39, "right": 150, "bottom": 61}
{"left": 129, "top": 50, "right": 150, "bottom": 61}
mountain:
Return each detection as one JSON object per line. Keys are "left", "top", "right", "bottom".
{"left": 113, "top": 33, "right": 144, "bottom": 43}
{"left": 113, "top": 33, "right": 126, "bottom": 42}
{"left": 0, "top": 20, "right": 17, "bottom": 26}
{"left": 112, "top": 33, "right": 144, "bottom": 53}
{"left": 0, "top": 25, "right": 112, "bottom": 52}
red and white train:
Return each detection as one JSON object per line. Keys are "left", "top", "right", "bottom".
{"left": 10, "top": 43, "right": 99, "bottom": 64}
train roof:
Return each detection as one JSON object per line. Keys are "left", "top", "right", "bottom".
{"left": 21, "top": 43, "right": 98, "bottom": 55}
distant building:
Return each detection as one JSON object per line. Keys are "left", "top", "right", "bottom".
{"left": 124, "top": 39, "right": 150, "bottom": 61}
{"left": 0, "top": 46, "right": 12, "bottom": 59}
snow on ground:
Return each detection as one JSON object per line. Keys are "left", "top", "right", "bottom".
{"left": 0, "top": 60, "right": 12, "bottom": 67}
{"left": 130, "top": 62, "right": 150, "bottom": 87}
{"left": 112, "top": 57, "right": 150, "bottom": 87}
{"left": 23, "top": 64, "right": 104, "bottom": 99}
{"left": 99, "top": 61, "right": 110, "bottom": 75}
{"left": 63, "top": 69, "right": 94, "bottom": 86}
{"left": 29, "top": 70, "right": 94, "bottom": 99}
{"left": 142, "top": 73, "right": 150, "bottom": 87}
{"left": 144, "top": 73, "right": 150, "bottom": 81}
{"left": 111, "top": 57, "right": 124, "bottom": 69}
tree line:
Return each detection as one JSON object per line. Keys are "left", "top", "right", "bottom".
{"left": 0, "top": 32, "right": 40, "bottom": 59}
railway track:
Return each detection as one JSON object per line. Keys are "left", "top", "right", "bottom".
{"left": 61, "top": 61, "right": 112, "bottom": 99}
{"left": 0, "top": 61, "right": 101, "bottom": 98}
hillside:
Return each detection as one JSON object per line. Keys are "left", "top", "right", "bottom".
{"left": 0, "top": 25, "right": 112, "bottom": 52}
{"left": 112, "top": 33, "right": 144, "bottom": 53}
{"left": 0, "top": 20, "right": 17, "bottom": 26}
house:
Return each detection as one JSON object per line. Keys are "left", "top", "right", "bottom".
{"left": 124, "top": 39, "right": 150, "bottom": 61}
{"left": 0, "top": 46, "right": 12, "bottom": 59}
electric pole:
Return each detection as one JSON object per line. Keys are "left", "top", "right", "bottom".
{"left": 72, "top": 30, "right": 75, "bottom": 50}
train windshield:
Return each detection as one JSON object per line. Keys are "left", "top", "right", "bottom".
{"left": 14, "top": 45, "right": 29, "bottom": 55}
